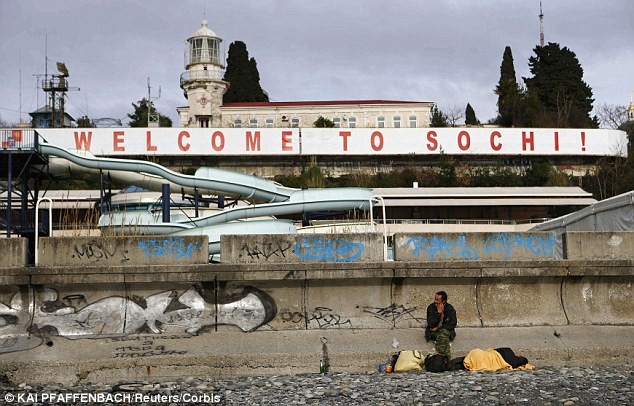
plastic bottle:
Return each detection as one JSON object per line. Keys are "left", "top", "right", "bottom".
{"left": 320, "top": 359, "right": 325, "bottom": 373}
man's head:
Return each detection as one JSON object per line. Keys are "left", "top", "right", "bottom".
{"left": 434, "top": 291, "right": 448, "bottom": 305}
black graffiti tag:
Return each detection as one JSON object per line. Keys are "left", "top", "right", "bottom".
{"left": 280, "top": 307, "right": 352, "bottom": 329}
{"left": 240, "top": 241, "right": 293, "bottom": 260}
{"left": 363, "top": 303, "right": 426, "bottom": 326}
{"left": 71, "top": 240, "right": 130, "bottom": 262}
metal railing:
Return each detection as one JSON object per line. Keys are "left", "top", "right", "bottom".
{"left": 0, "top": 129, "right": 36, "bottom": 150}
{"left": 310, "top": 217, "right": 551, "bottom": 226}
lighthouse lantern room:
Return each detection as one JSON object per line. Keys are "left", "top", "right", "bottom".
{"left": 178, "top": 19, "right": 228, "bottom": 128}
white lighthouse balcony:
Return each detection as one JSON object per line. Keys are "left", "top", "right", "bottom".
{"left": 180, "top": 68, "right": 224, "bottom": 86}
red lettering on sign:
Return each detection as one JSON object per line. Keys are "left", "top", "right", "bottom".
{"left": 281, "top": 131, "right": 293, "bottom": 151}
{"left": 73, "top": 131, "right": 93, "bottom": 150}
{"left": 426, "top": 131, "right": 438, "bottom": 151}
{"left": 113, "top": 131, "right": 125, "bottom": 152}
{"left": 371, "top": 131, "right": 383, "bottom": 151}
{"left": 522, "top": 131, "right": 534, "bottom": 151}
{"left": 458, "top": 130, "right": 471, "bottom": 151}
{"left": 146, "top": 131, "right": 157, "bottom": 152}
{"left": 211, "top": 131, "right": 225, "bottom": 151}
{"left": 339, "top": 131, "right": 351, "bottom": 151}
{"left": 490, "top": 131, "right": 502, "bottom": 151}
{"left": 580, "top": 131, "right": 586, "bottom": 151}
{"left": 554, "top": 131, "right": 559, "bottom": 151}
{"left": 178, "top": 131, "right": 190, "bottom": 151}
{"left": 246, "top": 131, "right": 261, "bottom": 151}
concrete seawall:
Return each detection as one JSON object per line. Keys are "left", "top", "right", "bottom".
{"left": 0, "top": 232, "right": 632, "bottom": 384}
{"left": 0, "top": 238, "right": 28, "bottom": 268}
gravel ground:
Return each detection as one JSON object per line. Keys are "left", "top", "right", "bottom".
{"left": 1, "top": 366, "right": 632, "bottom": 405}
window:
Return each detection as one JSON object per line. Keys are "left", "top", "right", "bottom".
{"left": 348, "top": 117, "right": 357, "bottom": 128}
{"left": 234, "top": 119, "right": 242, "bottom": 128}
{"left": 191, "top": 38, "right": 203, "bottom": 63}
{"left": 409, "top": 115, "right": 417, "bottom": 128}
{"left": 265, "top": 118, "right": 274, "bottom": 128}
{"left": 291, "top": 118, "right": 300, "bottom": 128}
{"left": 333, "top": 117, "right": 341, "bottom": 128}
{"left": 249, "top": 118, "right": 258, "bottom": 128}
{"left": 393, "top": 116, "right": 401, "bottom": 128}
{"left": 377, "top": 116, "right": 385, "bottom": 128}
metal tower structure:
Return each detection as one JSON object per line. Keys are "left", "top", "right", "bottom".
{"left": 40, "top": 62, "right": 79, "bottom": 128}
{"left": 539, "top": 1, "right": 545, "bottom": 47}
{"left": 147, "top": 77, "right": 161, "bottom": 127}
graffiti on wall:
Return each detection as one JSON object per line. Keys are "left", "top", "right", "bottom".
{"left": 110, "top": 334, "right": 192, "bottom": 359}
{"left": 280, "top": 307, "right": 353, "bottom": 329}
{"left": 407, "top": 235, "right": 478, "bottom": 260}
{"left": 406, "top": 233, "right": 556, "bottom": 260}
{"left": 239, "top": 241, "right": 293, "bottom": 260}
{"left": 72, "top": 240, "right": 130, "bottom": 262}
{"left": 362, "top": 303, "right": 426, "bottom": 327}
{"left": 0, "top": 285, "right": 276, "bottom": 354}
{"left": 138, "top": 237, "right": 205, "bottom": 259}
{"left": 294, "top": 236, "right": 364, "bottom": 262}
{"left": 483, "top": 233, "right": 555, "bottom": 259}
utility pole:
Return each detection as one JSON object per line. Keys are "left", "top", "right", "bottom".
{"left": 147, "top": 77, "right": 161, "bottom": 127}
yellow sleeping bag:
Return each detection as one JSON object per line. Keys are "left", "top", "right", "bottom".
{"left": 464, "top": 348, "right": 534, "bottom": 371}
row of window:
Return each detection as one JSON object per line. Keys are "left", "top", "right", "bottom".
{"left": 233, "top": 115, "right": 418, "bottom": 128}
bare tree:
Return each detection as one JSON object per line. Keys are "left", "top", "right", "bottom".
{"left": 444, "top": 105, "right": 465, "bottom": 127}
{"left": 595, "top": 103, "right": 628, "bottom": 129}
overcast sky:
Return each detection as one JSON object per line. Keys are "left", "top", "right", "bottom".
{"left": 1, "top": 0, "right": 632, "bottom": 127}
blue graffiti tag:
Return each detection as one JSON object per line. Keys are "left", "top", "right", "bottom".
{"left": 293, "top": 237, "right": 364, "bottom": 262}
{"left": 138, "top": 237, "right": 204, "bottom": 259}
{"left": 407, "top": 235, "right": 479, "bottom": 260}
{"left": 483, "top": 233, "right": 556, "bottom": 259}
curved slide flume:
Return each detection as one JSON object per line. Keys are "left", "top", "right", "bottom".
{"left": 39, "top": 143, "right": 298, "bottom": 203}
{"left": 39, "top": 142, "right": 377, "bottom": 256}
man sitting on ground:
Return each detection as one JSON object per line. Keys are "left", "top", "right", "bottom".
{"left": 425, "top": 291, "right": 457, "bottom": 358}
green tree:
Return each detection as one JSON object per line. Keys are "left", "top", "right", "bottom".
{"left": 76, "top": 116, "right": 94, "bottom": 128}
{"left": 523, "top": 43, "right": 595, "bottom": 128}
{"left": 222, "top": 41, "right": 269, "bottom": 103}
{"left": 465, "top": 103, "right": 479, "bottom": 125}
{"left": 430, "top": 104, "right": 449, "bottom": 127}
{"left": 313, "top": 115, "right": 335, "bottom": 128}
{"left": 127, "top": 98, "right": 172, "bottom": 127}
{"left": 494, "top": 46, "right": 521, "bottom": 126}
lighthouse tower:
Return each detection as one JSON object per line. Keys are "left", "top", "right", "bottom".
{"left": 178, "top": 19, "right": 228, "bottom": 128}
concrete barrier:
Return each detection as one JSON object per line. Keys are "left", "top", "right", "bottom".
{"left": 0, "top": 238, "right": 28, "bottom": 268}
{"left": 565, "top": 231, "right": 634, "bottom": 260}
{"left": 221, "top": 233, "right": 384, "bottom": 264}
{"left": 0, "top": 257, "right": 632, "bottom": 384}
{"left": 1, "top": 260, "right": 631, "bottom": 354}
{"left": 38, "top": 235, "right": 209, "bottom": 266}
{"left": 394, "top": 232, "right": 557, "bottom": 261}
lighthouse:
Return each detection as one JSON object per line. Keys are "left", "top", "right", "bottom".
{"left": 177, "top": 19, "right": 228, "bottom": 128}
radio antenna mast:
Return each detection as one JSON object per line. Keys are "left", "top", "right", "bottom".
{"left": 539, "top": 1, "right": 545, "bottom": 46}
{"left": 147, "top": 77, "right": 161, "bottom": 127}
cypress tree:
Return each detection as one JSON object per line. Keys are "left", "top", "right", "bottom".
{"left": 465, "top": 103, "right": 478, "bottom": 125}
{"left": 223, "top": 41, "right": 269, "bottom": 103}
{"left": 494, "top": 46, "right": 520, "bottom": 127}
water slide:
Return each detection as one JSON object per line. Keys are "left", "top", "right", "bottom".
{"left": 38, "top": 142, "right": 378, "bottom": 255}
